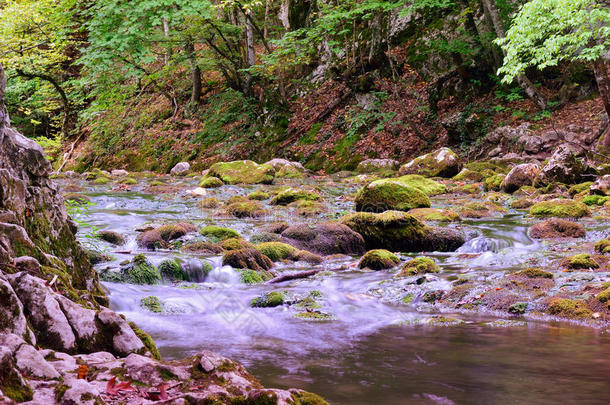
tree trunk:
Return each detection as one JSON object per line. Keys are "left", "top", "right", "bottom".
{"left": 163, "top": 18, "right": 171, "bottom": 64}
{"left": 244, "top": 10, "right": 256, "bottom": 95}
{"left": 593, "top": 57, "right": 610, "bottom": 147}
{"left": 481, "top": 0, "right": 547, "bottom": 110}
{"left": 186, "top": 42, "right": 202, "bottom": 104}
{"left": 264, "top": 0, "right": 271, "bottom": 38}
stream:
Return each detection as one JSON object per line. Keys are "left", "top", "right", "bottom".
{"left": 62, "top": 175, "right": 610, "bottom": 405}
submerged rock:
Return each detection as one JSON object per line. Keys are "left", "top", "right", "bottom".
{"left": 398, "top": 147, "right": 460, "bottom": 178}
{"left": 281, "top": 223, "right": 366, "bottom": 255}
{"left": 358, "top": 249, "right": 400, "bottom": 270}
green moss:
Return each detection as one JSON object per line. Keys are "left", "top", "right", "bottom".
{"left": 299, "top": 123, "right": 323, "bottom": 145}
{"left": 407, "top": 208, "right": 460, "bottom": 222}
{"left": 291, "top": 390, "right": 330, "bottom": 405}
{"left": 250, "top": 291, "right": 285, "bottom": 308}
{"left": 568, "top": 182, "right": 594, "bottom": 196}
{"left": 484, "top": 174, "right": 505, "bottom": 191}
{"left": 547, "top": 298, "right": 592, "bottom": 318}
{"left": 226, "top": 201, "right": 266, "bottom": 218}
{"left": 396, "top": 256, "right": 439, "bottom": 277}
{"left": 248, "top": 190, "right": 270, "bottom": 200}
{"left": 159, "top": 259, "right": 188, "bottom": 282}
{"left": 354, "top": 179, "right": 430, "bottom": 212}
{"left": 529, "top": 199, "right": 591, "bottom": 218}
{"left": 221, "top": 238, "right": 255, "bottom": 251}
{"left": 294, "top": 311, "right": 333, "bottom": 321}
{"left": 358, "top": 249, "right": 400, "bottom": 270}
{"left": 596, "top": 288, "right": 610, "bottom": 303}
{"left": 594, "top": 239, "right": 610, "bottom": 254}
{"left": 54, "top": 383, "right": 70, "bottom": 402}
{"left": 395, "top": 174, "right": 447, "bottom": 195}
{"left": 199, "top": 176, "right": 224, "bottom": 188}
{"left": 93, "top": 177, "right": 111, "bottom": 185}
{"left": 198, "top": 197, "right": 220, "bottom": 209}
{"left": 140, "top": 296, "right": 163, "bottom": 313}
{"left": 270, "top": 188, "right": 322, "bottom": 205}
{"left": 0, "top": 369, "right": 33, "bottom": 403}
{"left": 121, "top": 177, "right": 138, "bottom": 185}
{"left": 512, "top": 267, "right": 553, "bottom": 279}
{"left": 150, "top": 180, "right": 165, "bottom": 186}
{"left": 200, "top": 226, "right": 241, "bottom": 241}
{"left": 255, "top": 242, "right": 297, "bottom": 261}
{"left": 239, "top": 269, "right": 274, "bottom": 284}
{"left": 208, "top": 160, "right": 275, "bottom": 184}
{"left": 453, "top": 169, "right": 485, "bottom": 182}
{"left": 508, "top": 302, "right": 528, "bottom": 314}
{"left": 582, "top": 194, "right": 610, "bottom": 206}
{"left": 276, "top": 165, "right": 304, "bottom": 178}
{"left": 128, "top": 322, "right": 161, "bottom": 360}
{"left": 399, "top": 148, "right": 459, "bottom": 177}
{"left": 124, "top": 254, "right": 162, "bottom": 284}
{"left": 567, "top": 253, "right": 599, "bottom": 269}
{"left": 401, "top": 294, "right": 415, "bottom": 304}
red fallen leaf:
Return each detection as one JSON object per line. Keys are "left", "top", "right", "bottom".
{"left": 77, "top": 365, "right": 88, "bottom": 380}
{"left": 106, "top": 376, "right": 135, "bottom": 396}
{"left": 495, "top": 287, "right": 504, "bottom": 291}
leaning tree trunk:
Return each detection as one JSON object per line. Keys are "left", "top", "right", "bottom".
{"left": 593, "top": 57, "right": 610, "bottom": 147}
{"left": 481, "top": 0, "right": 548, "bottom": 110}
{"left": 186, "top": 41, "right": 202, "bottom": 104}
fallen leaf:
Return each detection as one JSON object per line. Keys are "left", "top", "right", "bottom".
{"left": 77, "top": 365, "right": 88, "bottom": 380}
{"left": 106, "top": 376, "right": 135, "bottom": 396}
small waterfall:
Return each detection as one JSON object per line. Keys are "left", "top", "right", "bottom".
{"left": 181, "top": 258, "right": 211, "bottom": 282}
{"left": 206, "top": 265, "right": 242, "bottom": 284}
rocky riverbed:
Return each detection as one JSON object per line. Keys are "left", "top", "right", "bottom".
{"left": 51, "top": 150, "right": 610, "bottom": 404}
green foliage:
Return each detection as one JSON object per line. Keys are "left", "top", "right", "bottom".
{"left": 65, "top": 199, "right": 100, "bottom": 252}
{"left": 497, "top": 0, "right": 610, "bottom": 82}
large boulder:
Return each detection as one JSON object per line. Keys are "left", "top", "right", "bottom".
{"left": 340, "top": 211, "right": 464, "bottom": 252}
{"left": 501, "top": 163, "right": 540, "bottom": 193}
{"left": 591, "top": 175, "right": 610, "bottom": 196}
{"left": 264, "top": 158, "right": 306, "bottom": 178}
{"left": 536, "top": 145, "right": 592, "bottom": 185}
{"left": 356, "top": 159, "right": 400, "bottom": 173}
{"left": 281, "top": 223, "right": 366, "bottom": 255}
{"left": 170, "top": 161, "right": 190, "bottom": 176}
{"left": 0, "top": 275, "right": 29, "bottom": 340}
{"left": 398, "top": 147, "right": 460, "bottom": 178}
{"left": 354, "top": 179, "right": 430, "bottom": 212}
{"left": 208, "top": 160, "right": 275, "bottom": 184}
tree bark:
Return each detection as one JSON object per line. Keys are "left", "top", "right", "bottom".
{"left": 481, "top": 0, "right": 547, "bottom": 110}
{"left": 244, "top": 10, "right": 256, "bottom": 95}
{"left": 163, "top": 18, "right": 171, "bottom": 64}
{"left": 186, "top": 42, "right": 202, "bottom": 104}
{"left": 593, "top": 58, "right": 610, "bottom": 147}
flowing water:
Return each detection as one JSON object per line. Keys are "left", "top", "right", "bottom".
{"left": 64, "top": 176, "right": 610, "bottom": 404}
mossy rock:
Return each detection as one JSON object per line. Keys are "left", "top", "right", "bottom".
{"left": 97, "top": 230, "right": 125, "bottom": 246}
{"left": 197, "top": 197, "right": 220, "bottom": 209}
{"left": 121, "top": 177, "right": 138, "bottom": 185}
{"left": 290, "top": 200, "right": 327, "bottom": 217}
{"left": 250, "top": 291, "right": 285, "bottom": 308}
{"left": 568, "top": 182, "right": 594, "bottom": 196}
{"left": 582, "top": 194, "right": 610, "bottom": 206}
{"left": 277, "top": 165, "right": 305, "bottom": 178}
{"left": 565, "top": 253, "right": 599, "bottom": 269}
{"left": 407, "top": 208, "right": 460, "bottom": 222}
{"left": 248, "top": 190, "right": 270, "bottom": 200}
{"left": 200, "top": 226, "right": 241, "bottom": 241}
{"left": 239, "top": 269, "right": 274, "bottom": 284}
{"left": 459, "top": 201, "right": 506, "bottom": 218}
{"left": 358, "top": 249, "right": 400, "bottom": 270}
{"left": 159, "top": 259, "right": 189, "bottom": 282}
{"left": 453, "top": 168, "right": 485, "bottom": 182}
{"left": 249, "top": 232, "right": 282, "bottom": 244}
{"left": 596, "top": 288, "right": 610, "bottom": 303}
{"left": 121, "top": 254, "right": 162, "bottom": 284}
{"left": 594, "top": 239, "right": 610, "bottom": 254}
{"left": 508, "top": 302, "right": 528, "bottom": 314}
{"left": 93, "top": 176, "right": 111, "bottom": 185}
{"left": 208, "top": 160, "right": 275, "bottom": 184}
{"left": 199, "top": 176, "right": 224, "bottom": 188}
{"left": 528, "top": 218, "right": 586, "bottom": 239}
{"left": 484, "top": 174, "right": 505, "bottom": 191}
{"left": 220, "top": 237, "right": 255, "bottom": 251}
{"left": 394, "top": 175, "right": 447, "bottom": 195}
{"left": 222, "top": 248, "right": 273, "bottom": 271}
{"left": 225, "top": 201, "right": 266, "bottom": 218}
{"left": 396, "top": 256, "right": 439, "bottom": 277}
{"left": 451, "top": 183, "right": 481, "bottom": 194}
{"left": 270, "top": 188, "right": 322, "bottom": 205}
{"left": 511, "top": 267, "right": 553, "bottom": 279}
{"left": 294, "top": 311, "right": 333, "bottom": 321}
{"left": 128, "top": 321, "right": 161, "bottom": 360}
{"left": 340, "top": 211, "right": 464, "bottom": 252}
{"left": 156, "top": 222, "right": 196, "bottom": 242}
{"left": 354, "top": 179, "right": 430, "bottom": 212}
{"left": 255, "top": 242, "right": 298, "bottom": 261}
{"left": 398, "top": 147, "right": 460, "bottom": 178}
{"left": 547, "top": 298, "right": 592, "bottom": 319}
{"left": 529, "top": 199, "right": 591, "bottom": 218}
{"left": 140, "top": 296, "right": 163, "bottom": 313}
{"left": 510, "top": 198, "right": 534, "bottom": 209}
{"left": 291, "top": 391, "right": 330, "bottom": 405}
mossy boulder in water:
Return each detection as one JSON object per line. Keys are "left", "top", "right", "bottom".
{"left": 159, "top": 259, "right": 189, "bottom": 282}
{"left": 97, "top": 230, "right": 125, "bottom": 246}
{"left": 511, "top": 268, "right": 553, "bottom": 279}
{"left": 453, "top": 168, "right": 485, "bottom": 182}
{"left": 225, "top": 201, "right": 266, "bottom": 218}
{"left": 200, "top": 226, "right": 241, "bottom": 241}
{"left": 354, "top": 179, "right": 430, "bottom": 212}
{"left": 222, "top": 248, "right": 274, "bottom": 271}
{"left": 595, "top": 239, "right": 610, "bottom": 254}
{"left": 358, "top": 249, "right": 400, "bottom": 270}
{"left": 547, "top": 298, "right": 592, "bottom": 319}
{"left": 398, "top": 147, "right": 460, "bottom": 178}
{"left": 529, "top": 199, "right": 591, "bottom": 218}
{"left": 280, "top": 223, "right": 366, "bottom": 255}
{"left": 208, "top": 160, "right": 275, "bottom": 184}
{"left": 340, "top": 211, "right": 464, "bottom": 252}
{"left": 255, "top": 242, "right": 298, "bottom": 261}
{"left": 581, "top": 194, "right": 610, "bottom": 206}
{"left": 407, "top": 208, "right": 460, "bottom": 222}
{"left": 198, "top": 197, "right": 220, "bottom": 209}
{"left": 140, "top": 296, "right": 163, "bottom": 313}
{"left": 250, "top": 291, "right": 285, "bottom": 308}
{"left": 137, "top": 222, "right": 196, "bottom": 249}
{"left": 484, "top": 173, "right": 505, "bottom": 191}
{"left": 394, "top": 175, "right": 447, "bottom": 195}
{"left": 564, "top": 253, "right": 599, "bottom": 269}
{"left": 239, "top": 269, "right": 274, "bottom": 284}
{"left": 102, "top": 254, "right": 161, "bottom": 284}
{"left": 199, "top": 176, "right": 224, "bottom": 188}
{"left": 528, "top": 218, "right": 586, "bottom": 239}
{"left": 396, "top": 256, "right": 439, "bottom": 277}
{"left": 248, "top": 190, "right": 270, "bottom": 200}
{"left": 220, "top": 238, "right": 255, "bottom": 251}
{"left": 270, "top": 188, "right": 322, "bottom": 205}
